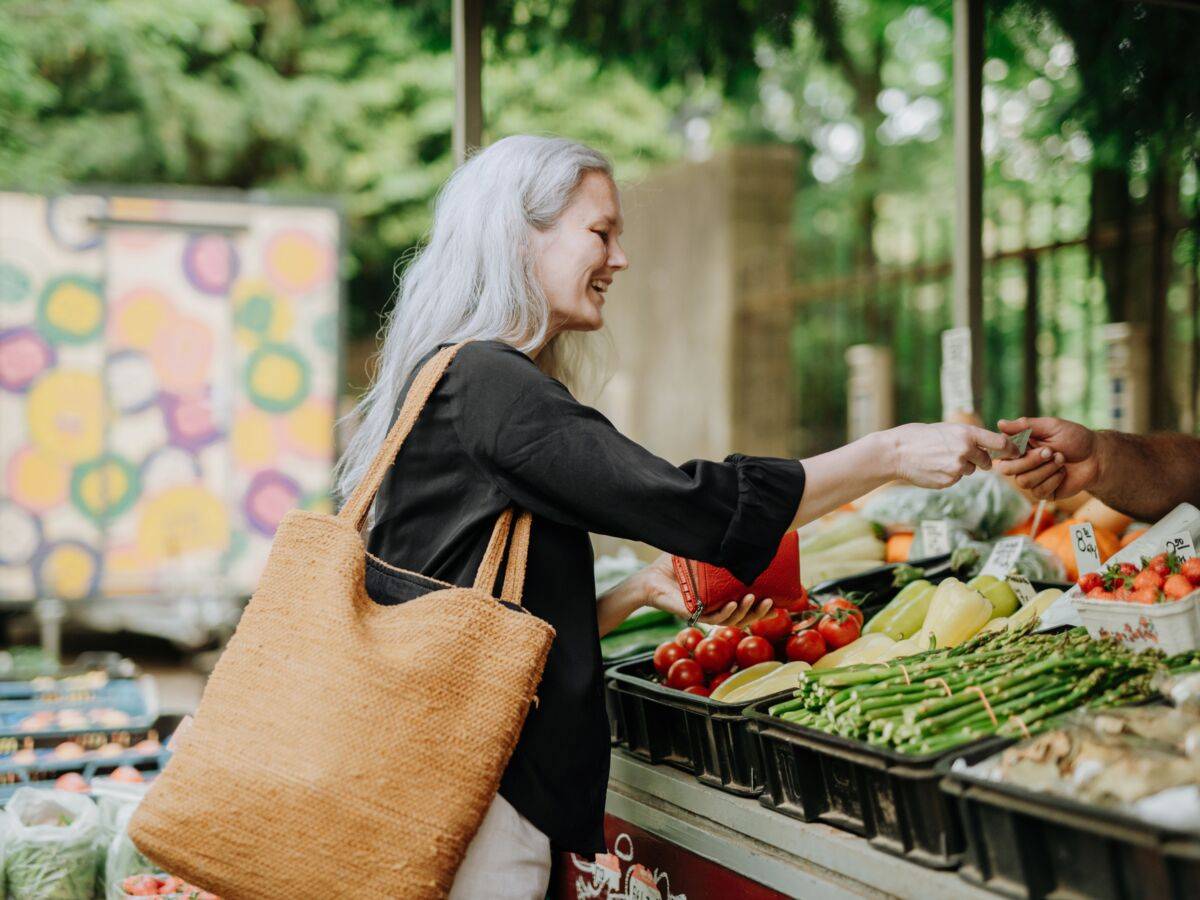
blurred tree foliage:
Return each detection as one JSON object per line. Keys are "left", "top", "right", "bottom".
{"left": 0, "top": 0, "right": 681, "bottom": 335}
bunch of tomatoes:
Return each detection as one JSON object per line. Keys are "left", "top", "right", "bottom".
{"left": 651, "top": 594, "right": 866, "bottom": 696}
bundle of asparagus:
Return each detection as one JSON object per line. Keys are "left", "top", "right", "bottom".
{"left": 767, "top": 623, "right": 1200, "bottom": 756}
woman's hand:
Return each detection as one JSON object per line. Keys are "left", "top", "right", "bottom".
{"left": 885, "top": 422, "right": 1020, "bottom": 489}
{"left": 637, "top": 553, "right": 774, "bottom": 627}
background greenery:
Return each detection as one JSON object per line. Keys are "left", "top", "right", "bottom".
{"left": 2, "top": 0, "right": 1196, "bottom": 439}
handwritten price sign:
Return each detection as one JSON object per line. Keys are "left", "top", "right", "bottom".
{"left": 981, "top": 537, "right": 1026, "bottom": 579}
{"left": 920, "top": 520, "right": 952, "bottom": 557}
{"left": 1164, "top": 532, "right": 1198, "bottom": 559}
{"left": 1069, "top": 522, "right": 1102, "bottom": 576}
{"left": 1007, "top": 573, "right": 1038, "bottom": 607}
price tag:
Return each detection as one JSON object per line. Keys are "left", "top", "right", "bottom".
{"left": 1164, "top": 532, "right": 1198, "bottom": 559}
{"left": 1069, "top": 522, "right": 1103, "bottom": 576}
{"left": 1007, "top": 573, "right": 1038, "bottom": 607}
{"left": 981, "top": 536, "right": 1026, "bottom": 579}
{"left": 919, "top": 520, "right": 952, "bottom": 557}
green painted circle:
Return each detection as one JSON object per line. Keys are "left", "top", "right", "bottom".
{"left": 235, "top": 293, "right": 274, "bottom": 335}
{"left": 244, "top": 343, "right": 311, "bottom": 413}
{"left": 70, "top": 454, "right": 141, "bottom": 523}
{"left": 0, "top": 262, "right": 31, "bottom": 303}
{"left": 37, "top": 275, "right": 104, "bottom": 344}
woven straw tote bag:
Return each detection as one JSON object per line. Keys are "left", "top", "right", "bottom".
{"left": 129, "top": 343, "right": 556, "bottom": 899}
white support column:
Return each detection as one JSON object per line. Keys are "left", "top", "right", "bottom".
{"left": 1103, "top": 323, "right": 1151, "bottom": 433}
{"left": 846, "top": 345, "right": 894, "bottom": 441}
{"left": 953, "top": 0, "right": 984, "bottom": 412}
{"left": 452, "top": 0, "right": 483, "bottom": 165}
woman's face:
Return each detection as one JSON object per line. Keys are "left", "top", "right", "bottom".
{"left": 531, "top": 171, "right": 628, "bottom": 335}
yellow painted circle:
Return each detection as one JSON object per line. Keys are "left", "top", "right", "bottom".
{"left": 6, "top": 446, "right": 69, "bottom": 511}
{"left": 136, "top": 485, "right": 230, "bottom": 561}
{"left": 285, "top": 400, "right": 333, "bottom": 459}
{"left": 232, "top": 409, "right": 279, "bottom": 470}
{"left": 26, "top": 370, "right": 106, "bottom": 462}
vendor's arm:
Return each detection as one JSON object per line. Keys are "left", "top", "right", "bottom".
{"left": 995, "top": 416, "right": 1200, "bottom": 520}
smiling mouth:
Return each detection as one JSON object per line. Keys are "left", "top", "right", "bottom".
{"left": 589, "top": 279, "right": 609, "bottom": 296}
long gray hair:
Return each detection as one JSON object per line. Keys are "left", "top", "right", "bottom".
{"left": 335, "top": 135, "right": 614, "bottom": 508}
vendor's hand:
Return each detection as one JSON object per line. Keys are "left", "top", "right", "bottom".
{"left": 994, "top": 417, "right": 1099, "bottom": 500}
{"left": 640, "top": 553, "right": 774, "bottom": 627}
{"left": 886, "top": 422, "right": 1018, "bottom": 489}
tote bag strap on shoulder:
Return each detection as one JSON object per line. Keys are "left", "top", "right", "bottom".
{"left": 338, "top": 342, "right": 533, "bottom": 606}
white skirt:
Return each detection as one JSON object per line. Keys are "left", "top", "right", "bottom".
{"left": 449, "top": 792, "right": 552, "bottom": 900}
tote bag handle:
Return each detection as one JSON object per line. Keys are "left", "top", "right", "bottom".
{"left": 338, "top": 342, "right": 533, "bottom": 605}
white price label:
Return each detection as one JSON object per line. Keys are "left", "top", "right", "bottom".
{"left": 1069, "top": 522, "right": 1103, "bottom": 576}
{"left": 1007, "top": 573, "right": 1038, "bottom": 607}
{"left": 1164, "top": 532, "right": 1198, "bottom": 559}
{"left": 920, "top": 520, "right": 952, "bottom": 557}
{"left": 940, "top": 327, "right": 974, "bottom": 417}
{"left": 981, "top": 537, "right": 1026, "bottom": 579}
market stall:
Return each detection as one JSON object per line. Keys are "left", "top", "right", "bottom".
{"left": 589, "top": 487, "right": 1200, "bottom": 900}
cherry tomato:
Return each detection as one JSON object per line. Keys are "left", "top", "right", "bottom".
{"left": 785, "top": 629, "right": 826, "bottom": 664}
{"left": 694, "top": 636, "right": 736, "bottom": 673}
{"left": 749, "top": 607, "right": 793, "bottom": 643}
{"left": 736, "top": 635, "right": 775, "bottom": 668}
{"left": 817, "top": 611, "right": 861, "bottom": 649}
{"left": 653, "top": 641, "right": 689, "bottom": 677}
{"left": 1182, "top": 557, "right": 1200, "bottom": 586}
{"left": 666, "top": 658, "right": 705, "bottom": 690}
{"left": 683, "top": 685, "right": 711, "bottom": 696}
{"left": 711, "top": 626, "right": 745, "bottom": 647}
{"left": 772, "top": 585, "right": 812, "bottom": 613}
{"left": 709, "top": 671, "right": 734, "bottom": 692}
{"left": 821, "top": 597, "right": 863, "bottom": 625}
{"left": 675, "top": 627, "right": 704, "bottom": 653}
{"left": 1077, "top": 572, "right": 1104, "bottom": 593}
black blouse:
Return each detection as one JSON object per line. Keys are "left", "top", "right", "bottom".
{"left": 366, "top": 340, "right": 806, "bottom": 854}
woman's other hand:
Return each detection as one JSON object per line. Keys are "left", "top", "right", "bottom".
{"left": 886, "top": 422, "right": 1022, "bottom": 489}
{"left": 639, "top": 553, "right": 774, "bottom": 627}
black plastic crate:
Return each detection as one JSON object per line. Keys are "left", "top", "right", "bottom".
{"left": 940, "top": 741, "right": 1200, "bottom": 899}
{"left": 745, "top": 696, "right": 1009, "bottom": 869}
{"left": 605, "top": 657, "right": 787, "bottom": 796}
{"left": 808, "top": 554, "right": 950, "bottom": 603}
{"left": 603, "top": 652, "right": 651, "bottom": 747}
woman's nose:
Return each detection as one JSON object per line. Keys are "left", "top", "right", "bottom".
{"left": 608, "top": 239, "right": 629, "bottom": 272}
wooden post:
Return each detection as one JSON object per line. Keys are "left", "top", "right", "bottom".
{"left": 452, "top": 0, "right": 483, "bottom": 166}
{"left": 1023, "top": 253, "right": 1040, "bottom": 417}
{"left": 953, "top": 0, "right": 984, "bottom": 413}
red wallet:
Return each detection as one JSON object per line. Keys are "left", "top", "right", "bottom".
{"left": 671, "top": 530, "right": 806, "bottom": 623}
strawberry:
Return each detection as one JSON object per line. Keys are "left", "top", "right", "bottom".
{"left": 1087, "top": 586, "right": 1116, "bottom": 600}
{"left": 1145, "top": 554, "right": 1172, "bottom": 578}
{"left": 1114, "top": 585, "right": 1132, "bottom": 602}
{"left": 1182, "top": 557, "right": 1200, "bottom": 587}
{"left": 1078, "top": 572, "right": 1104, "bottom": 593}
{"left": 1164, "top": 573, "right": 1195, "bottom": 601}
{"left": 1117, "top": 562, "right": 1139, "bottom": 578}
{"left": 1130, "top": 587, "right": 1159, "bottom": 604}
{"left": 1133, "top": 568, "right": 1165, "bottom": 592}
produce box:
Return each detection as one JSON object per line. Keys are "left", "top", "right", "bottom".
{"left": 745, "top": 696, "right": 1010, "bottom": 869}
{"left": 0, "top": 675, "right": 158, "bottom": 737}
{"left": 1075, "top": 590, "right": 1200, "bottom": 654}
{"left": 606, "top": 657, "right": 786, "bottom": 796}
{"left": 939, "top": 741, "right": 1200, "bottom": 899}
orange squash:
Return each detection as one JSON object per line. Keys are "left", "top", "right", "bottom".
{"left": 1036, "top": 518, "right": 1121, "bottom": 582}
{"left": 886, "top": 532, "right": 914, "bottom": 564}
{"left": 1119, "top": 528, "right": 1148, "bottom": 550}
{"left": 1005, "top": 508, "right": 1055, "bottom": 538}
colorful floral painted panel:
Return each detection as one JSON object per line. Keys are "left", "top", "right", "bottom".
{"left": 0, "top": 191, "right": 340, "bottom": 602}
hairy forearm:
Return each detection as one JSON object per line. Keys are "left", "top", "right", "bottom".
{"left": 790, "top": 431, "right": 896, "bottom": 530}
{"left": 596, "top": 574, "right": 647, "bottom": 638}
{"left": 1090, "top": 431, "right": 1200, "bottom": 520}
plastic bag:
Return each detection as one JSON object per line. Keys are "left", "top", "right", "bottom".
{"left": 593, "top": 547, "right": 644, "bottom": 597}
{"left": 863, "top": 471, "right": 1031, "bottom": 539}
{"left": 4, "top": 788, "right": 100, "bottom": 900}
{"left": 104, "top": 804, "right": 157, "bottom": 900}
{"left": 951, "top": 538, "right": 1067, "bottom": 583}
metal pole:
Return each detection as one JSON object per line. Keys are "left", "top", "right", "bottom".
{"left": 452, "top": 0, "right": 483, "bottom": 166}
{"left": 953, "top": 0, "right": 985, "bottom": 411}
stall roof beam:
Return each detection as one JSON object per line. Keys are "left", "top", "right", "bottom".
{"left": 453, "top": 0, "right": 483, "bottom": 165}
{"left": 953, "top": 0, "right": 985, "bottom": 412}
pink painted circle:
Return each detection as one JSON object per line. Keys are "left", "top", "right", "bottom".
{"left": 243, "top": 470, "right": 302, "bottom": 536}
{"left": 149, "top": 314, "right": 214, "bottom": 392}
{"left": 0, "top": 328, "right": 55, "bottom": 393}
{"left": 183, "top": 233, "right": 240, "bottom": 296}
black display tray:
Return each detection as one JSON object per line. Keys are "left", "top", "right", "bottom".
{"left": 606, "top": 657, "right": 790, "bottom": 796}
{"left": 744, "top": 695, "right": 1010, "bottom": 869}
{"left": 939, "top": 740, "right": 1200, "bottom": 899}
{"left": 807, "top": 554, "right": 951, "bottom": 603}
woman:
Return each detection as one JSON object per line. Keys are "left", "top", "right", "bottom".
{"left": 337, "top": 135, "right": 1016, "bottom": 897}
